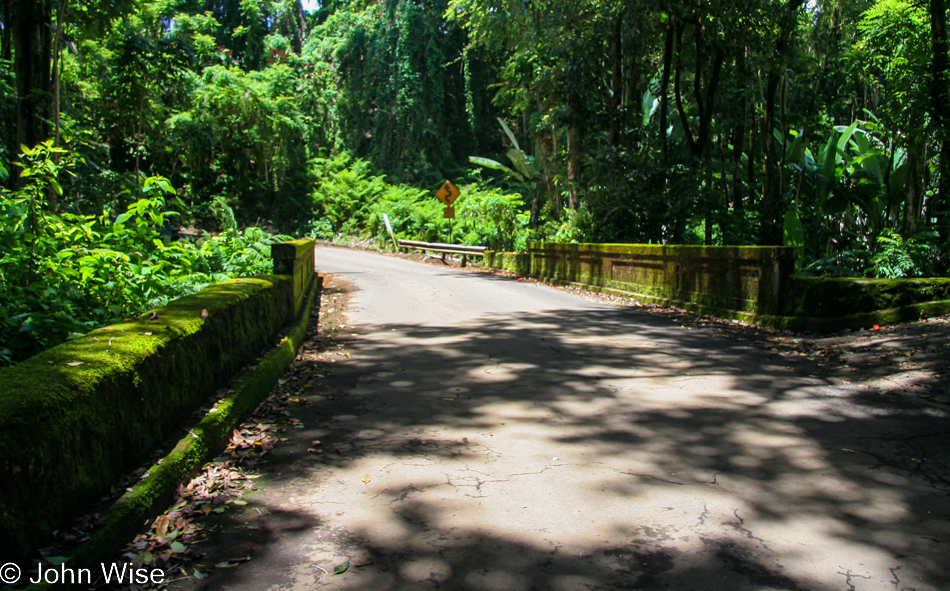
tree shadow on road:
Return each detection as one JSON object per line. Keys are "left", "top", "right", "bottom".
{"left": 177, "top": 296, "right": 950, "bottom": 591}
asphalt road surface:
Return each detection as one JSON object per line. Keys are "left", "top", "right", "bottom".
{"left": 175, "top": 245, "right": 950, "bottom": 591}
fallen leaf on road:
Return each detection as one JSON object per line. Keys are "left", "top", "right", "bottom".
{"left": 334, "top": 561, "right": 350, "bottom": 575}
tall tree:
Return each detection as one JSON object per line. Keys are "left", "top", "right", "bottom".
{"left": 761, "top": 0, "right": 806, "bottom": 245}
{"left": 10, "top": 0, "right": 53, "bottom": 156}
{"left": 929, "top": 0, "right": 950, "bottom": 245}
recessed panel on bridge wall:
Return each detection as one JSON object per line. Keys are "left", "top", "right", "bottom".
{"left": 527, "top": 243, "right": 794, "bottom": 316}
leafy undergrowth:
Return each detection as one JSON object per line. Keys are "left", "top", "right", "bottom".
{"left": 1, "top": 157, "right": 291, "bottom": 367}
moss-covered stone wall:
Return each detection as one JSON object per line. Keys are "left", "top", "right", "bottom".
{"left": 0, "top": 239, "right": 317, "bottom": 562}
{"left": 524, "top": 242, "right": 795, "bottom": 316}
{"left": 483, "top": 251, "right": 532, "bottom": 275}
{"left": 777, "top": 276, "right": 950, "bottom": 331}
{"left": 482, "top": 243, "right": 950, "bottom": 331}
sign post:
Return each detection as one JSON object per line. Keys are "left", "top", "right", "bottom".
{"left": 435, "top": 180, "right": 460, "bottom": 244}
{"left": 382, "top": 213, "right": 398, "bottom": 250}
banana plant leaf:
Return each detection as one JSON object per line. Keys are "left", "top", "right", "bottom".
{"left": 469, "top": 156, "right": 524, "bottom": 182}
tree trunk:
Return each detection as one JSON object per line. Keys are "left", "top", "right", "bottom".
{"left": 760, "top": 0, "right": 805, "bottom": 245}
{"left": 47, "top": 0, "right": 67, "bottom": 211}
{"left": 673, "top": 20, "right": 724, "bottom": 161}
{"left": 566, "top": 94, "right": 582, "bottom": 210}
{"left": 658, "top": 21, "right": 674, "bottom": 174}
{"left": 929, "top": 0, "right": 950, "bottom": 246}
{"left": 51, "top": 0, "right": 66, "bottom": 147}
{"left": 11, "top": 0, "right": 52, "bottom": 155}
{"left": 538, "top": 129, "right": 559, "bottom": 215}
{"left": 748, "top": 94, "right": 758, "bottom": 208}
{"left": 609, "top": 16, "right": 623, "bottom": 146}
{"left": 1, "top": 0, "right": 13, "bottom": 189}
{"left": 903, "top": 136, "right": 927, "bottom": 237}
{"left": 623, "top": 21, "right": 642, "bottom": 111}
{"left": 732, "top": 86, "right": 747, "bottom": 210}
{"left": 762, "top": 69, "right": 784, "bottom": 245}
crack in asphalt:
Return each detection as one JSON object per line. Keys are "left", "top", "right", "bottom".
{"left": 695, "top": 503, "right": 709, "bottom": 528}
{"left": 888, "top": 564, "right": 903, "bottom": 587}
{"left": 859, "top": 444, "right": 950, "bottom": 493}
{"left": 838, "top": 568, "right": 873, "bottom": 591}
{"left": 727, "top": 509, "right": 769, "bottom": 548}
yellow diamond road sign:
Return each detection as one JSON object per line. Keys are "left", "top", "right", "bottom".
{"left": 435, "top": 180, "right": 460, "bottom": 206}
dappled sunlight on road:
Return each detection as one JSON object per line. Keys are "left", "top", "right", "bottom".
{"left": 223, "top": 300, "right": 950, "bottom": 590}
{"left": 184, "top": 250, "right": 950, "bottom": 591}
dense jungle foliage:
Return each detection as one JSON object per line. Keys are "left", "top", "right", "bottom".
{"left": 1, "top": 0, "right": 950, "bottom": 363}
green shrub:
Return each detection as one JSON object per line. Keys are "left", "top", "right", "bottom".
{"left": 868, "top": 229, "right": 938, "bottom": 278}
{"left": 0, "top": 144, "right": 291, "bottom": 366}
{"left": 307, "top": 154, "right": 533, "bottom": 251}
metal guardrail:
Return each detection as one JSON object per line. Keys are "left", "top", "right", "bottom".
{"left": 397, "top": 239, "right": 487, "bottom": 267}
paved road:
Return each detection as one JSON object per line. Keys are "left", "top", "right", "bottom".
{"left": 186, "top": 246, "right": 950, "bottom": 591}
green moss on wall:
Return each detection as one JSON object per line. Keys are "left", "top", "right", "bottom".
{"left": 782, "top": 276, "right": 950, "bottom": 317}
{"left": 483, "top": 251, "right": 531, "bottom": 275}
{"left": 525, "top": 242, "right": 795, "bottom": 316}
{"left": 24, "top": 276, "right": 322, "bottom": 591}
{"left": 0, "top": 276, "right": 295, "bottom": 561}
{"left": 273, "top": 238, "right": 316, "bottom": 318}
{"left": 485, "top": 243, "right": 949, "bottom": 332}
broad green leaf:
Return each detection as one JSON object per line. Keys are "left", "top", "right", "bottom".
{"left": 784, "top": 133, "right": 804, "bottom": 166}
{"left": 641, "top": 90, "right": 659, "bottom": 126}
{"left": 506, "top": 149, "right": 533, "bottom": 179}
{"left": 835, "top": 121, "right": 859, "bottom": 156}
{"left": 888, "top": 158, "right": 908, "bottom": 199}
{"left": 818, "top": 131, "right": 839, "bottom": 204}
{"left": 497, "top": 117, "right": 521, "bottom": 152}
{"left": 783, "top": 210, "right": 805, "bottom": 270}
{"left": 469, "top": 157, "right": 523, "bottom": 181}
{"left": 334, "top": 561, "right": 350, "bottom": 575}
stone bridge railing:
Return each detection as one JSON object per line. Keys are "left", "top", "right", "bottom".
{"left": 485, "top": 243, "right": 950, "bottom": 331}
{"left": 0, "top": 238, "right": 319, "bottom": 565}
